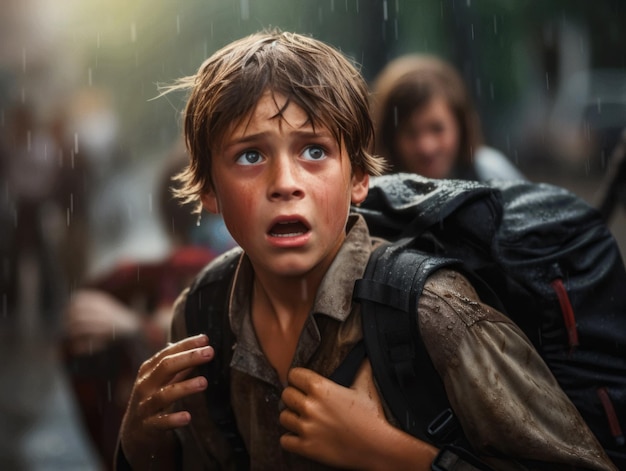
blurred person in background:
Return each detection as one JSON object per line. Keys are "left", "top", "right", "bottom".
{"left": 1, "top": 99, "right": 91, "bottom": 332}
{"left": 62, "top": 140, "right": 234, "bottom": 470}
{"left": 371, "top": 54, "right": 524, "bottom": 182}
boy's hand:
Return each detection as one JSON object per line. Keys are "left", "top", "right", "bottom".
{"left": 118, "top": 334, "right": 213, "bottom": 470}
{"left": 279, "top": 363, "right": 438, "bottom": 470}
{"left": 279, "top": 362, "right": 389, "bottom": 469}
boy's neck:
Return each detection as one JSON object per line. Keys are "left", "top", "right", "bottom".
{"left": 252, "top": 270, "right": 321, "bottom": 328}
{"left": 251, "top": 269, "right": 324, "bottom": 384}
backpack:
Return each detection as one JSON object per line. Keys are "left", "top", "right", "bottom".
{"left": 350, "top": 173, "right": 626, "bottom": 469}
{"left": 184, "top": 174, "right": 626, "bottom": 469}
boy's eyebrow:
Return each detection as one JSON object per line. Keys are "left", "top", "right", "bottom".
{"left": 223, "top": 128, "right": 335, "bottom": 148}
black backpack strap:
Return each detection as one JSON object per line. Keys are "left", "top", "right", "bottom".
{"left": 353, "top": 239, "right": 460, "bottom": 441}
{"left": 353, "top": 240, "right": 507, "bottom": 471}
{"left": 329, "top": 340, "right": 367, "bottom": 387}
{"left": 184, "top": 248, "right": 249, "bottom": 470}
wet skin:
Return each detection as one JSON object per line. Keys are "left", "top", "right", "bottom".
{"left": 119, "top": 92, "right": 436, "bottom": 470}
{"left": 201, "top": 90, "right": 368, "bottom": 309}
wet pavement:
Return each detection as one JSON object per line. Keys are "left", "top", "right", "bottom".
{"left": 0, "top": 328, "right": 103, "bottom": 471}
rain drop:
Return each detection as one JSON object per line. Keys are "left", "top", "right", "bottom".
{"left": 130, "top": 22, "right": 137, "bottom": 43}
{"left": 148, "top": 193, "right": 153, "bottom": 213}
{"left": 176, "top": 15, "right": 180, "bottom": 35}
{"left": 240, "top": 0, "right": 250, "bottom": 21}
{"left": 74, "top": 133, "right": 79, "bottom": 155}
{"left": 383, "top": 0, "right": 388, "bottom": 21}
{"left": 88, "top": 68, "right": 93, "bottom": 86}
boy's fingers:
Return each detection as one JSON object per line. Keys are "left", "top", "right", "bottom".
{"left": 279, "top": 432, "right": 302, "bottom": 455}
{"left": 286, "top": 367, "right": 325, "bottom": 392}
{"left": 141, "top": 334, "right": 210, "bottom": 372}
{"left": 279, "top": 407, "right": 302, "bottom": 434}
{"left": 147, "top": 345, "right": 214, "bottom": 389}
{"left": 144, "top": 410, "right": 192, "bottom": 430}
{"left": 281, "top": 383, "right": 307, "bottom": 412}
{"left": 139, "top": 375, "right": 208, "bottom": 417}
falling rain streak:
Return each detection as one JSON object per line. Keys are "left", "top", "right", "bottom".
{"left": 1, "top": 2, "right": 624, "bottom": 468}
{"left": 240, "top": 0, "right": 250, "bottom": 21}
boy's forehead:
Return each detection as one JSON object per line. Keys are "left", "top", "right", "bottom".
{"left": 226, "top": 91, "right": 323, "bottom": 139}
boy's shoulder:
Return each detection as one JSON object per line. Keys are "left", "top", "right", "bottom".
{"left": 170, "top": 246, "right": 243, "bottom": 341}
{"left": 189, "top": 246, "right": 243, "bottom": 289}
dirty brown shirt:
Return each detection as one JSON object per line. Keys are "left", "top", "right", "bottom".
{"left": 168, "top": 215, "right": 615, "bottom": 471}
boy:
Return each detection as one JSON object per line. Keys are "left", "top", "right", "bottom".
{"left": 117, "top": 31, "right": 616, "bottom": 470}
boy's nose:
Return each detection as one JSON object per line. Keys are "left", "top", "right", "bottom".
{"left": 268, "top": 158, "right": 304, "bottom": 200}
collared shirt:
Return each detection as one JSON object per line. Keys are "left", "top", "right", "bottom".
{"left": 168, "top": 214, "right": 615, "bottom": 471}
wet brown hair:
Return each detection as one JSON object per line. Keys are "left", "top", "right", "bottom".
{"left": 370, "top": 54, "right": 483, "bottom": 174}
{"left": 163, "top": 30, "right": 386, "bottom": 212}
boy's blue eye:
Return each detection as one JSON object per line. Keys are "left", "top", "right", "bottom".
{"left": 236, "top": 150, "right": 263, "bottom": 165}
{"left": 302, "top": 145, "right": 326, "bottom": 161}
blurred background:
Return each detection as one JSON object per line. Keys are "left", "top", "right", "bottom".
{"left": 1, "top": 0, "right": 625, "bottom": 469}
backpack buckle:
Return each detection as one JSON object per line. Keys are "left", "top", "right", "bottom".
{"left": 427, "top": 408, "right": 461, "bottom": 444}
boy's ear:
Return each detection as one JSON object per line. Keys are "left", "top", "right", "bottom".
{"left": 200, "top": 189, "right": 220, "bottom": 214}
{"left": 350, "top": 168, "right": 369, "bottom": 205}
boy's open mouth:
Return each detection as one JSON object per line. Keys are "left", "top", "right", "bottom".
{"left": 269, "top": 220, "right": 310, "bottom": 238}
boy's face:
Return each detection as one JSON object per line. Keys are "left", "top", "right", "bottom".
{"left": 202, "top": 91, "right": 369, "bottom": 279}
